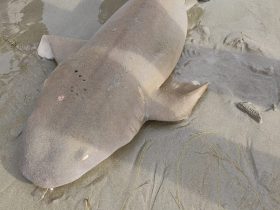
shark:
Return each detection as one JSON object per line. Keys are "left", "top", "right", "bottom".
{"left": 20, "top": 0, "right": 208, "bottom": 188}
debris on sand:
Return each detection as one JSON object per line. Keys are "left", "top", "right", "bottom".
{"left": 236, "top": 101, "right": 262, "bottom": 123}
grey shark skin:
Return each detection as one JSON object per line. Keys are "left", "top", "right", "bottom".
{"left": 21, "top": 0, "right": 208, "bottom": 188}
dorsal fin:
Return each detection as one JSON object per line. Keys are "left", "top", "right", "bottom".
{"left": 147, "top": 77, "right": 208, "bottom": 121}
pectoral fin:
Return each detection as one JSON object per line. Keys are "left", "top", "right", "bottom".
{"left": 37, "top": 35, "right": 87, "bottom": 63}
{"left": 147, "top": 78, "right": 208, "bottom": 121}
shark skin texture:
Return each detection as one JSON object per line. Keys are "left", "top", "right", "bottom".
{"left": 20, "top": 0, "right": 208, "bottom": 188}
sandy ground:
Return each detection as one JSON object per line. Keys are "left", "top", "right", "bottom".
{"left": 1, "top": 0, "right": 280, "bottom": 209}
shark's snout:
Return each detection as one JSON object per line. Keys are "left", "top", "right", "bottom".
{"left": 20, "top": 124, "right": 108, "bottom": 188}
{"left": 21, "top": 130, "right": 83, "bottom": 188}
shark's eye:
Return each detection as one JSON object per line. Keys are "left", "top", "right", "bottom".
{"left": 74, "top": 148, "right": 88, "bottom": 161}
{"left": 82, "top": 154, "right": 89, "bottom": 161}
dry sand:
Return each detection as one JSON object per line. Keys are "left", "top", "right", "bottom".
{"left": 1, "top": 0, "right": 280, "bottom": 209}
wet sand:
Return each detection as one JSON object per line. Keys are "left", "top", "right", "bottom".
{"left": 1, "top": 0, "right": 280, "bottom": 209}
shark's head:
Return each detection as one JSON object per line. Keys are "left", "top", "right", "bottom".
{"left": 20, "top": 105, "right": 108, "bottom": 188}
{"left": 21, "top": 127, "right": 96, "bottom": 188}
{"left": 20, "top": 64, "right": 110, "bottom": 188}
{"left": 20, "top": 58, "right": 143, "bottom": 188}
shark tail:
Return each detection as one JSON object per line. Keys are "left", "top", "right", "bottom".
{"left": 186, "top": 0, "right": 198, "bottom": 11}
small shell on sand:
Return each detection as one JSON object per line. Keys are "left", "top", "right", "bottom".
{"left": 236, "top": 101, "right": 262, "bottom": 123}
{"left": 84, "top": 198, "right": 91, "bottom": 210}
{"left": 223, "top": 32, "right": 262, "bottom": 53}
{"left": 271, "top": 104, "right": 278, "bottom": 111}
{"left": 266, "top": 104, "right": 278, "bottom": 112}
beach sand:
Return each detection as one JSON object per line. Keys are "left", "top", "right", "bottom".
{"left": 1, "top": 0, "right": 280, "bottom": 209}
